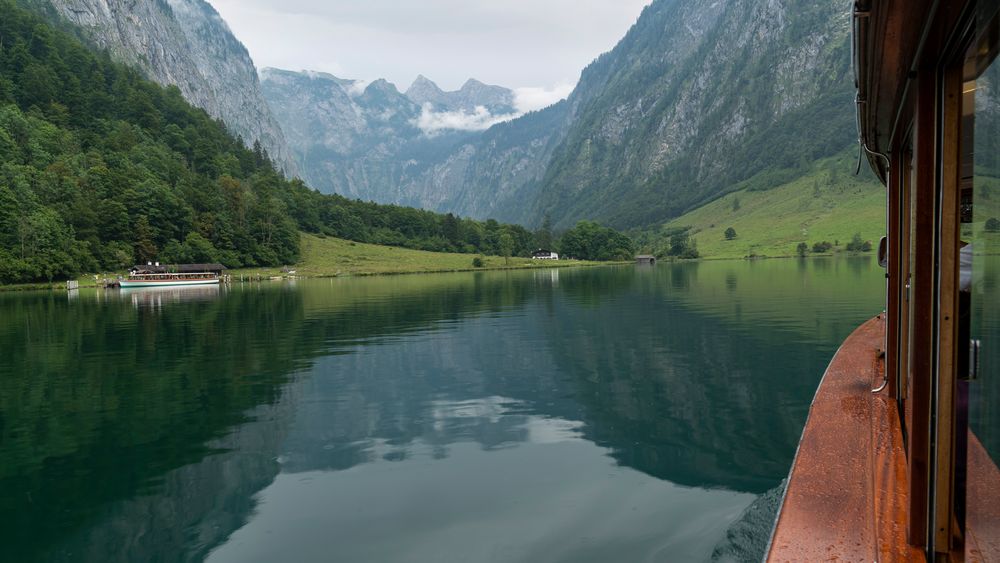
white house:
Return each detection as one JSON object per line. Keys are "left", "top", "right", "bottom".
{"left": 531, "top": 249, "right": 559, "bottom": 260}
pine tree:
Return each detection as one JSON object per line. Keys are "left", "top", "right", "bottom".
{"left": 133, "top": 216, "right": 158, "bottom": 264}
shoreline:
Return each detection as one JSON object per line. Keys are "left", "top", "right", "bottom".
{"left": 0, "top": 260, "right": 624, "bottom": 293}
{"left": 0, "top": 246, "right": 897, "bottom": 294}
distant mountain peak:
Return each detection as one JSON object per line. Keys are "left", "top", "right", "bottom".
{"left": 405, "top": 75, "right": 445, "bottom": 101}
{"left": 366, "top": 78, "right": 400, "bottom": 94}
{"left": 460, "top": 78, "right": 486, "bottom": 90}
{"left": 404, "top": 76, "right": 515, "bottom": 115}
{"left": 411, "top": 74, "right": 437, "bottom": 86}
{"left": 260, "top": 68, "right": 357, "bottom": 91}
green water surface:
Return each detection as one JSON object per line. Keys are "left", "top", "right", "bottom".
{"left": 0, "top": 258, "right": 885, "bottom": 562}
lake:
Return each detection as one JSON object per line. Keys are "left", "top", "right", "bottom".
{"left": 0, "top": 258, "right": 885, "bottom": 562}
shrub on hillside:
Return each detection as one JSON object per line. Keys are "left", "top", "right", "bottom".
{"left": 845, "top": 233, "right": 872, "bottom": 252}
{"left": 663, "top": 229, "right": 699, "bottom": 259}
{"left": 812, "top": 241, "right": 833, "bottom": 253}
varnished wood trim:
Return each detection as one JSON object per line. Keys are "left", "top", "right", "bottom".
{"left": 887, "top": 146, "right": 902, "bottom": 400}
{"left": 933, "top": 62, "right": 963, "bottom": 554}
{"left": 767, "top": 316, "right": 925, "bottom": 562}
{"left": 909, "top": 71, "right": 939, "bottom": 549}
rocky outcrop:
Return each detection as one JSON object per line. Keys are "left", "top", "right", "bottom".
{"left": 531, "top": 0, "right": 855, "bottom": 228}
{"left": 405, "top": 75, "right": 516, "bottom": 114}
{"left": 41, "top": 0, "right": 299, "bottom": 176}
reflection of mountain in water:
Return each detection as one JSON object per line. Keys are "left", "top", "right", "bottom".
{"left": 0, "top": 263, "right": 883, "bottom": 561}
{"left": 277, "top": 264, "right": 865, "bottom": 493}
{"left": 47, "top": 396, "right": 295, "bottom": 563}
{"left": 0, "top": 275, "right": 540, "bottom": 562}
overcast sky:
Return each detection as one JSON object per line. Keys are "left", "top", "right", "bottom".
{"left": 208, "top": 0, "right": 652, "bottom": 111}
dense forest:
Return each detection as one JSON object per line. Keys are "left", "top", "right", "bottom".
{"left": 0, "top": 0, "right": 632, "bottom": 284}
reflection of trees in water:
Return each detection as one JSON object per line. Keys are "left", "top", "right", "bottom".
{"left": 0, "top": 277, "right": 540, "bottom": 562}
{"left": 0, "top": 290, "right": 306, "bottom": 562}
{"left": 47, "top": 398, "right": 294, "bottom": 563}
{"left": 279, "top": 264, "right": 872, "bottom": 494}
{"left": 538, "top": 289, "right": 819, "bottom": 493}
{"left": 0, "top": 262, "right": 882, "bottom": 560}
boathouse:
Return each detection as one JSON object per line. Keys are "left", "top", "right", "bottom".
{"left": 636, "top": 255, "right": 656, "bottom": 265}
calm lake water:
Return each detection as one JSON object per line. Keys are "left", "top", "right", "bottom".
{"left": 0, "top": 258, "right": 885, "bottom": 563}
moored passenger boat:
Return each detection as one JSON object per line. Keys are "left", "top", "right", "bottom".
{"left": 768, "top": 1, "right": 1000, "bottom": 561}
{"left": 120, "top": 263, "right": 226, "bottom": 288}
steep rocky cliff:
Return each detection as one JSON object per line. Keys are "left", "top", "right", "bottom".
{"left": 451, "top": 0, "right": 854, "bottom": 229}
{"left": 532, "top": 0, "right": 854, "bottom": 228}
{"left": 37, "top": 0, "right": 298, "bottom": 176}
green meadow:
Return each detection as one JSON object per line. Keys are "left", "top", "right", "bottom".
{"left": 649, "top": 153, "right": 887, "bottom": 260}
{"left": 232, "top": 233, "right": 601, "bottom": 279}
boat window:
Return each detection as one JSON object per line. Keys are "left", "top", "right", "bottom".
{"left": 960, "top": 5, "right": 1000, "bottom": 557}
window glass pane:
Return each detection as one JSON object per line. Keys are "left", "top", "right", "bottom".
{"left": 966, "top": 9, "right": 1000, "bottom": 558}
{"left": 968, "top": 31, "right": 1000, "bottom": 472}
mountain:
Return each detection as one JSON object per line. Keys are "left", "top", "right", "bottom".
{"left": 0, "top": 0, "right": 545, "bottom": 285}
{"left": 263, "top": 0, "right": 855, "bottom": 232}
{"left": 33, "top": 0, "right": 298, "bottom": 176}
{"left": 532, "top": 0, "right": 855, "bottom": 229}
{"left": 260, "top": 69, "right": 519, "bottom": 202}
{"left": 434, "top": 0, "right": 855, "bottom": 229}
{"left": 405, "top": 75, "right": 517, "bottom": 115}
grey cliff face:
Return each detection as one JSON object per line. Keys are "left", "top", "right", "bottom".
{"left": 260, "top": 69, "right": 519, "bottom": 206}
{"left": 530, "top": 0, "right": 855, "bottom": 228}
{"left": 406, "top": 75, "right": 517, "bottom": 115}
{"left": 43, "top": 0, "right": 299, "bottom": 176}
{"left": 263, "top": 0, "right": 854, "bottom": 230}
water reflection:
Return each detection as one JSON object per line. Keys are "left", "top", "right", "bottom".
{"left": 0, "top": 260, "right": 885, "bottom": 562}
{"left": 119, "top": 284, "right": 222, "bottom": 308}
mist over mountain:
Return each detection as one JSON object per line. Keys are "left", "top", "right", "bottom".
{"left": 260, "top": 69, "right": 526, "bottom": 202}
{"left": 32, "top": 0, "right": 858, "bottom": 232}
{"left": 262, "top": 0, "right": 855, "bottom": 230}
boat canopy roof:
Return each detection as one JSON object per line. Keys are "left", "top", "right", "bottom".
{"left": 130, "top": 263, "right": 226, "bottom": 274}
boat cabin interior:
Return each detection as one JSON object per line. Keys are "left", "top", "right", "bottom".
{"left": 769, "top": 1, "right": 1000, "bottom": 560}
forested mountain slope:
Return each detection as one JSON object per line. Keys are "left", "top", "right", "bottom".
{"left": 28, "top": 0, "right": 299, "bottom": 175}
{"left": 0, "top": 0, "right": 550, "bottom": 284}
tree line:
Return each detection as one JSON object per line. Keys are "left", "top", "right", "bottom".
{"left": 0, "top": 1, "right": 633, "bottom": 283}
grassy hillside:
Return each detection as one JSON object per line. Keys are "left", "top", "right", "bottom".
{"left": 644, "top": 153, "right": 886, "bottom": 259}
{"left": 0, "top": 233, "right": 601, "bottom": 291}
{"left": 233, "top": 233, "right": 599, "bottom": 278}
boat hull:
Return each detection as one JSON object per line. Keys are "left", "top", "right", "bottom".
{"left": 119, "top": 279, "right": 220, "bottom": 288}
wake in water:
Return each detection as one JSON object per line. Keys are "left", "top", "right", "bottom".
{"left": 710, "top": 480, "right": 786, "bottom": 563}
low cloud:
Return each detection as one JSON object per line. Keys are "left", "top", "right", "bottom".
{"left": 413, "top": 104, "right": 519, "bottom": 135}
{"left": 412, "top": 85, "right": 572, "bottom": 135}
{"left": 347, "top": 79, "right": 370, "bottom": 96}
{"left": 513, "top": 84, "right": 574, "bottom": 113}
